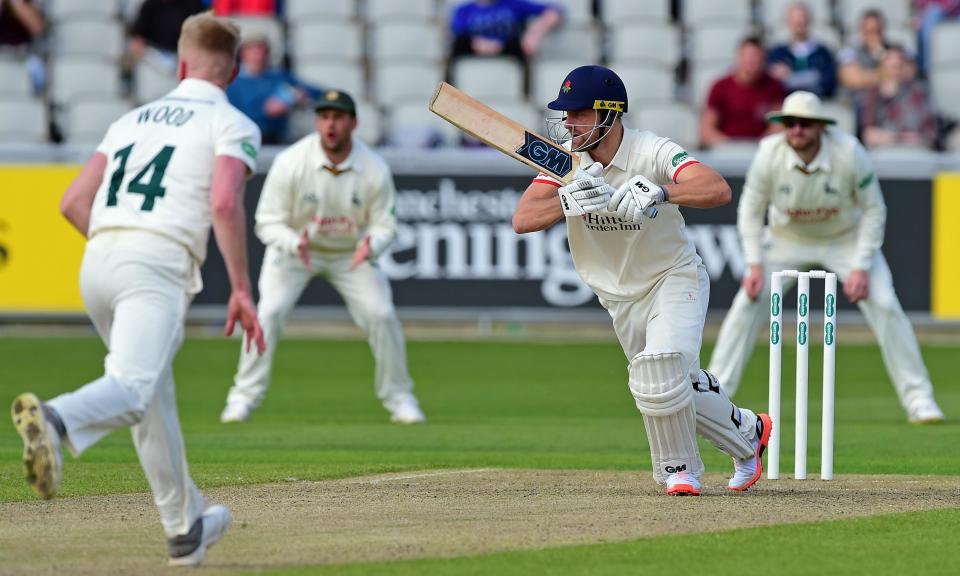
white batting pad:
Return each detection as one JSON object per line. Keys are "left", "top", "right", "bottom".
{"left": 691, "top": 370, "right": 757, "bottom": 460}
{"left": 630, "top": 353, "right": 703, "bottom": 484}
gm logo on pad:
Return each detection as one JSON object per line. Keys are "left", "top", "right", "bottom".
{"left": 516, "top": 132, "right": 573, "bottom": 179}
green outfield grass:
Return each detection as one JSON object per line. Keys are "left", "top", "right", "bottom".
{"left": 1, "top": 336, "right": 957, "bottom": 574}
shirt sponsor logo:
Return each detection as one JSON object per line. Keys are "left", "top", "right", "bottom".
{"left": 783, "top": 206, "right": 840, "bottom": 222}
{"left": 671, "top": 151, "right": 689, "bottom": 167}
{"left": 242, "top": 141, "right": 257, "bottom": 160}
{"left": 312, "top": 216, "right": 355, "bottom": 236}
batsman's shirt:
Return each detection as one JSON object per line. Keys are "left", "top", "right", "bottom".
{"left": 88, "top": 78, "right": 261, "bottom": 263}
{"left": 738, "top": 129, "right": 886, "bottom": 270}
{"left": 254, "top": 133, "right": 398, "bottom": 257}
{"left": 535, "top": 128, "right": 702, "bottom": 301}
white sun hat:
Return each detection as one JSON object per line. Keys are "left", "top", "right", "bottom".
{"left": 766, "top": 90, "right": 836, "bottom": 125}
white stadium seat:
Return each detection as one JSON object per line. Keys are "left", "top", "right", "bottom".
{"left": 365, "top": 0, "right": 436, "bottom": 22}
{"left": 452, "top": 57, "right": 524, "bottom": 101}
{"left": 0, "top": 98, "right": 46, "bottom": 143}
{"left": 616, "top": 64, "right": 675, "bottom": 104}
{"left": 50, "top": 59, "right": 122, "bottom": 104}
{"left": 551, "top": 0, "right": 594, "bottom": 26}
{"left": 601, "top": 0, "right": 671, "bottom": 26}
{"left": 609, "top": 24, "right": 681, "bottom": 70}
{"left": 690, "top": 61, "right": 733, "bottom": 109}
{"left": 485, "top": 98, "right": 543, "bottom": 132}
{"left": 64, "top": 99, "right": 133, "bottom": 145}
{"left": 821, "top": 100, "right": 856, "bottom": 135}
{"left": 135, "top": 61, "right": 178, "bottom": 103}
{"left": 296, "top": 63, "right": 365, "bottom": 98}
{"left": 533, "top": 23, "right": 601, "bottom": 63}
{"left": 0, "top": 60, "right": 32, "bottom": 98}
{"left": 931, "top": 67, "right": 960, "bottom": 120}
{"left": 531, "top": 60, "right": 578, "bottom": 108}
{"left": 631, "top": 102, "right": 698, "bottom": 151}
{"left": 690, "top": 24, "right": 753, "bottom": 67}
{"left": 385, "top": 101, "right": 461, "bottom": 147}
{"left": 289, "top": 20, "right": 362, "bottom": 63}
{"left": 52, "top": 20, "right": 125, "bottom": 59}
{"left": 285, "top": 0, "right": 354, "bottom": 21}
{"left": 931, "top": 22, "right": 960, "bottom": 67}
{"left": 373, "top": 62, "right": 443, "bottom": 107}
{"left": 683, "top": 0, "right": 751, "bottom": 27}
{"left": 371, "top": 21, "right": 445, "bottom": 64}
{"left": 47, "top": 0, "right": 118, "bottom": 22}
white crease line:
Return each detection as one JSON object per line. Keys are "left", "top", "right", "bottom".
{"left": 360, "top": 468, "right": 497, "bottom": 485}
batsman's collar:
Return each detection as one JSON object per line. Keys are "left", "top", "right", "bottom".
{"left": 314, "top": 89, "right": 357, "bottom": 116}
{"left": 767, "top": 91, "right": 836, "bottom": 125}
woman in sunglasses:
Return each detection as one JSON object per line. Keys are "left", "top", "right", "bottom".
{"left": 708, "top": 90, "right": 945, "bottom": 425}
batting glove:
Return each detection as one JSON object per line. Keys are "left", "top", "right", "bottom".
{"left": 558, "top": 162, "right": 614, "bottom": 217}
{"left": 607, "top": 174, "right": 669, "bottom": 222}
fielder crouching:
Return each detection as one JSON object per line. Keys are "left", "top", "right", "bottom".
{"left": 220, "top": 89, "right": 425, "bottom": 425}
{"left": 514, "top": 65, "right": 771, "bottom": 495}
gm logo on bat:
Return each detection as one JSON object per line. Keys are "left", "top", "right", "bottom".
{"left": 516, "top": 132, "right": 573, "bottom": 179}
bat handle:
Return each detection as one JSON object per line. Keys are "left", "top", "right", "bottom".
{"left": 644, "top": 206, "right": 658, "bottom": 219}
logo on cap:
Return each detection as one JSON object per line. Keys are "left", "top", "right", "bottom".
{"left": 325, "top": 90, "right": 340, "bottom": 101}
{"left": 561, "top": 80, "right": 572, "bottom": 93}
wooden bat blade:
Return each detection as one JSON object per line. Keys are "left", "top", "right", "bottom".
{"left": 429, "top": 82, "right": 579, "bottom": 183}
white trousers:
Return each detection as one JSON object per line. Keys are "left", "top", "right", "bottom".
{"left": 48, "top": 230, "right": 203, "bottom": 538}
{"left": 602, "top": 261, "right": 758, "bottom": 481}
{"left": 709, "top": 231, "right": 935, "bottom": 410}
{"left": 227, "top": 246, "right": 415, "bottom": 412}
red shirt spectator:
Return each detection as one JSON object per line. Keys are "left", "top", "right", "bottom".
{"left": 213, "top": 0, "right": 279, "bottom": 17}
{"left": 701, "top": 38, "right": 786, "bottom": 148}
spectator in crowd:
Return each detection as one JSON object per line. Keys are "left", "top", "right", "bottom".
{"left": 449, "top": 0, "right": 562, "bottom": 63}
{"left": 767, "top": 2, "right": 837, "bottom": 98}
{"left": 213, "top": 0, "right": 281, "bottom": 17}
{"left": 913, "top": 0, "right": 960, "bottom": 73}
{"left": 860, "top": 45, "right": 937, "bottom": 149}
{"left": 838, "top": 10, "right": 895, "bottom": 102}
{"left": 0, "top": 0, "right": 46, "bottom": 94}
{"left": 700, "top": 37, "right": 786, "bottom": 149}
{"left": 226, "top": 34, "right": 320, "bottom": 145}
{"left": 128, "top": 0, "right": 206, "bottom": 73}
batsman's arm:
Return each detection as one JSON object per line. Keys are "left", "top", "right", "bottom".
{"left": 662, "top": 162, "right": 731, "bottom": 208}
{"left": 60, "top": 152, "right": 107, "bottom": 236}
{"left": 513, "top": 180, "right": 563, "bottom": 233}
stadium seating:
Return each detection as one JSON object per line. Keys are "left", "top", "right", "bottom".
{"left": 452, "top": 58, "right": 524, "bottom": 100}
{"left": 601, "top": 0, "right": 671, "bottom": 26}
{"left": 366, "top": 0, "right": 438, "bottom": 22}
{"left": 63, "top": 99, "right": 133, "bottom": 144}
{"left": 370, "top": 21, "right": 446, "bottom": 64}
{"left": 134, "top": 62, "right": 178, "bottom": 104}
{"left": 632, "top": 102, "right": 699, "bottom": 150}
{"left": 839, "top": 0, "right": 911, "bottom": 31}
{"left": 52, "top": 20, "right": 125, "bottom": 60}
{"left": 608, "top": 24, "right": 681, "bottom": 70}
{"left": 285, "top": 0, "right": 355, "bottom": 21}
{"left": 289, "top": 20, "right": 363, "bottom": 63}
{"left": 297, "top": 63, "right": 365, "bottom": 98}
{"left": 0, "top": 98, "right": 46, "bottom": 144}
{"left": 0, "top": 60, "right": 32, "bottom": 98}
{"left": 373, "top": 62, "right": 444, "bottom": 106}
{"left": 760, "top": 0, "right": 834, "bottom": 32}
{"left": 683, "top": 0, "right": 752, "bottom": 27}
{"left": 50, "top": 59, "right": 122, "bottom": 104}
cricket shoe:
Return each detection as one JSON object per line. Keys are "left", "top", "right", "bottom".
{"left": 665, "top": 471, "right": 701, "bottom": 496}
{"left": 11, "top": 393, "right": 63, "bottom": 499}
{"left": 168, "top": 504, "right": 232, "bottom": 567}
{"left": 728, "top": 412, "right": 773, "bottom": 492}
{"left": 220, "top": 401, "right": 252, "bottom": 423}
{"left": 389, "top": 396, "right": 426, "bottom": 424}
{"left": 908, "top": 398, "right": 945, "bottom": 424}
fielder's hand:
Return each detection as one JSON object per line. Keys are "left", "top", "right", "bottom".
{"left": 844, "top": 269, "right": 870, "bottom": 303}
{"left": 743, "top": 264, "right": 765, "bottom": 300}
{"left": 297, "top": 228, "right": 311, "bottom": 270}
{"left": 607, "top": 174, "right": 669, "bottom": 222}
{"left": 557, "top": 162, "right": 613, "bottom": 217}
{"left": 350, "top": 235, "right": 371, "bottom": 270}
{"left": 225, "top": 290, "right": 266, "bottom": 355}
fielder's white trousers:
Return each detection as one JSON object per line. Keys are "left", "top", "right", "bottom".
{"left": 226, "top": 246, "right": 415, "bottom": 412}
{"left": 48, "top": 230, "right": 204, "bottom": 538}
{"left": 709, "top": 231, "right": 935, "bottom": 410}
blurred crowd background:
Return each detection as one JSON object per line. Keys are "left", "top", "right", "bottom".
{"left": 1, "top": 0, "right": 958, "bottom": 152}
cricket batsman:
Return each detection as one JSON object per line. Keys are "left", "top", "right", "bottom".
{"left": 513, "top": 65, "right": 772, "bottom": 495}
{"left": 708, "top": 91, "right": 945, "bottom": 424}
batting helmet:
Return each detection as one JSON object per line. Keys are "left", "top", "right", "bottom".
{"left": 547, "top": 65, "right": 628, "bottom": 114}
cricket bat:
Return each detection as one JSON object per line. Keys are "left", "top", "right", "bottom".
{"left": 429, "top": 82, "right": 580, "bottom": 184}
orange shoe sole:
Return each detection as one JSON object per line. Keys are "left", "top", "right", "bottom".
{"left": 727, "top": 412, "right": 773, "bottom": 493}
{"left": 666, "top": 483, "right": 701, "bottom": 496}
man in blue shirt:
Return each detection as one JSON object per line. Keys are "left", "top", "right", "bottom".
{"left": 449, "top": 0, "right": 562, "bottom": 62}
{"left": 767, "top": 2, "right": 837, "bottom": 98}
{"left": 227, "top": 34, "right": 320, "bottom": 144}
